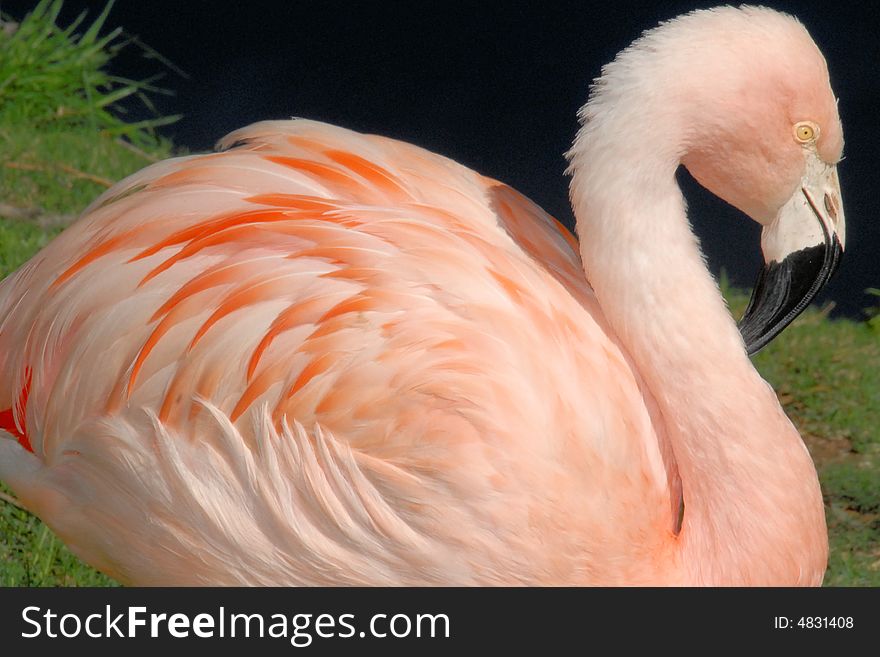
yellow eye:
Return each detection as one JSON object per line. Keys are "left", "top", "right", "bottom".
{"left": 794, "top": 122, "right": 818, "bottom": 143}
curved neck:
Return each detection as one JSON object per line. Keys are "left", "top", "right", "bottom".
{"left": 568, "top": 131, "right": 827, "bottom": 584}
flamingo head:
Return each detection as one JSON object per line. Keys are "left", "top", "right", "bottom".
{"left": 670, "top": 7, "right": 846, "bottom": 353}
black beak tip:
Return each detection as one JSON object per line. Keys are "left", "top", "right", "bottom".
{"left": 738, "top": 235, "right": 842, "bottom": 355}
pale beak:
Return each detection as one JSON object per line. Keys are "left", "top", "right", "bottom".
{"left": 739, "top": 155, "right": 845, "bottom": 355}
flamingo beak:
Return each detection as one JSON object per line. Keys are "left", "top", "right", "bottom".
{"left": 738, "top": 156, "right": 845, "bottom": 355}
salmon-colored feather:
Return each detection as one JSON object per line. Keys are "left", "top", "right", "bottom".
{"left": 55, "top": 228, "right": 148, "bottom": 288}
{"left": 322, "top": 149, "right": 412, "bottom": 199}
{"left": 247, "top": 296, "right": 339, "bottom": 381}
{"left": 132, "top": 209, "right": 301, "bottom": 266}
{"left": 264, "top": 156, "right": 376, "bottom": 200}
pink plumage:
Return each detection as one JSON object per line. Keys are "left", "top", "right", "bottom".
{"left": 0, "top": 6, "right": 845, "bottom": 585}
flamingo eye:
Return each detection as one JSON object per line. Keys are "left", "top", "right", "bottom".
{"left": 794, "top": 122, "right": 818, "bottom": 143}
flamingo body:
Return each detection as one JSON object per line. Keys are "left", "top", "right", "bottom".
{"left": 0, "top": 6, "right": 844, "bottom": 585}
{"left": 0, "top": 121, "right": 677, "bottom": 584}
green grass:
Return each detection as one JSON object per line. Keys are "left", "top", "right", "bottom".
{"left": 0, "top": 484, "right": 116, "bottom": 586}
{"left": 0, "top": 0, "right": 178, "bottom": 283}
{"left": 0, "top": 122, "right": 168, "bottom": 223}
{"left": 0, "top": 0, "right": 179, "bottom": 146}
{"left": 0, "top": 0, "right": 176, "bottom": 227}
{"left": 0, "top": 0, "right": 172, "bottom": 586}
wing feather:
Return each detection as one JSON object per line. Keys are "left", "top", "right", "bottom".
{"left": 0, "top": 119, "right": 679, "bottom": 584}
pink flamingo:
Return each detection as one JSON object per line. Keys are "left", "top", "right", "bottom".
{"left": 0, "top": 6, "right": 845, "bottom": 585}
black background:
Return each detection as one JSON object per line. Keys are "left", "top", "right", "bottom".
{"left": 3, "top": 0, "right": 879, "bottom": 316}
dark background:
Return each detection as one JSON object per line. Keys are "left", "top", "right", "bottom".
{"left": 0, "top": 587, "right": 876, "bottom": 649}
{"left": 4, "top": 0, "right": 878, "bottom": 317}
